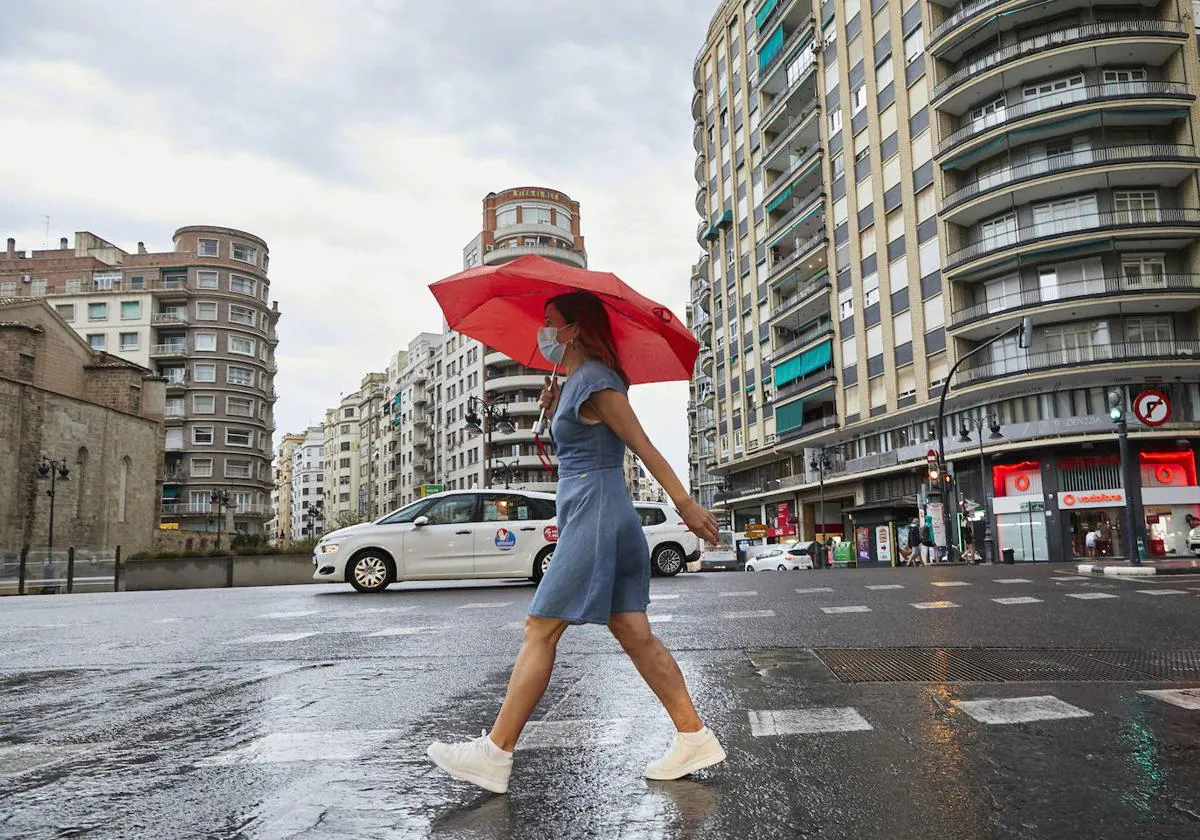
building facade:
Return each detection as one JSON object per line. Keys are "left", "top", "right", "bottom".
{"left": 269, "top": 431, "right": 304, "bottom": 543}
{"left": 0, "top": 299, "right": 166, "bottom": 556}
{"left": 291, "top": 425, "right": 325, "bottom": 538}
{"left": 0, "top": 228, "right": 279, "bottom": 538}
{"left": 356, "top": 372, "right": 388, "bottom": 521}
{"left": 323, "top": 392, "right": 362, "bottom": 529}
{"left": 689, "top": 0, "right": 1200, "bottom": 564}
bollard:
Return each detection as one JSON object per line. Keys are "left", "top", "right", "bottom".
{"left": 114, "top": 545, "right": 122, "bottom": 592}
{"left": 67, "top": 547, "right": 75, "bottom": 593}
{"left": 18, "top": 545, "right": 27, "bottom": 596}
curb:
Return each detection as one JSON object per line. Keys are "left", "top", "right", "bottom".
{"left": 1077, "top": 563, "right": 1197, "bottom": 576}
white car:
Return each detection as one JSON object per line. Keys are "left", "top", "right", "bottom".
{"left": 540, "top": 501, "right": 703, "bottom": 579}
{"left": 312, "top": 490, "right": 559, "bottom": 593}
{"left": 744, "top": 545, "right": 815, "bottom": 572}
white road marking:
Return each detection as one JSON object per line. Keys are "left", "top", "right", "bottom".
{"left": 719, "top": 591, "right": 758, "bottom": 597}
{"left": 1140, "top": 688, "right": 1200, "bottom": 711}
{"left": 795, "top": 587, "right": 834, "bottom": 594}
{"left": 647, "top": 614, "right": 673, "bottom": 624}
{"left": 992, "top": 597, "right": 1044, "bottom": 605}
{"left": 931, "top": 581, "right": 971, "bottom": 588}
{"left": 749, "top": 708, "right": 873, "bottom": 737}
{"left": 259, "top": 611, "right": 319, "bottom": 619}
{"left": 1051, "top": 577, "right": 1080, "bottom": 582}
{"left": 519, "top": 718, "right": 630, "bottom": 750}
{"left": 1135, "top": 589, "right": 1190, "bottom": 596}
{"left": 368, "top": 626, "right": 444, "bottom": 637}
{"left": 1066, "top": 593, "right": 1119, "bottom": 600}
{"left": 912, "top": 601, "right": 959, "bottom": 609}
{"left": 956, "top": 696, "right": 1092, "bottom": 725}
{"left": 457, "top": 602, "right": 514, "bottom": 610}
{"left": 865, "top": 584, "right": 905, "bottom": 590}
{"left": 198, "top": 730, "right": 402, "bottom": 765}
{"left": 994, "top": 578, "right": 1032, "bottom": 584}
{"left": 229, "top": 632, "right": 319, "bottom": 644}
{"left": 357, "top": 606, "right": 419, "bottom": 614}
{"left": 821, "top": 606, "right": 871, "bottom": 614}
{"left": 154, "top": 618, "right": 182, "bottom": 624}
{"left": 650, "top": 594, "right": 681, "bottom": 601}
{"left": 721, "top": 610, "right": 776, "bottom": 619}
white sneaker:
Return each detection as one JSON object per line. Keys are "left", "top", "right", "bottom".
{"left": 427, "top": 730, "right": 513, "bottom": 794}
{"left": 645, "top": 728, "right": 727, "bottom": 780}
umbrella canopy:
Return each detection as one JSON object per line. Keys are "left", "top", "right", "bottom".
{"left": 428, "top": 255, "right": 699, "bottom": 385}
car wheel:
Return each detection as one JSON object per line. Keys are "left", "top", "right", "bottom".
{"left": 532, "top": 547, "right": 554, "bottom": 585}
{"left": 652, "top": 545, "right": 685, "bottom": 577}
{"left": 348, "top": 551, "right": 392, "bottom": 593}
{"left": 777, "top": 564, "right": 787, "bottom": 571}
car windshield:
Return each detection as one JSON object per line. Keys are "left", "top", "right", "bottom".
{"left": 375, "top": 499, "right": 428, "bottom": 525}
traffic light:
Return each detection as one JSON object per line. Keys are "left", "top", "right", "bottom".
{"left": 1107, "top": 389, "right": 1124, "bottom": 423}
{"left": 927, "top": 464, "right": 940, "bottom": 482}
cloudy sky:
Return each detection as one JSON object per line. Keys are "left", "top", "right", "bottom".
{"left": 0, "top": 0, "right": 712, "bottom": 485}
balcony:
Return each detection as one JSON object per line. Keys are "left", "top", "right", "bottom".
{"left": 163, "top": 468, "right": 188, "bottom": 484}
{"left": 696, "top": 185, "right": 707, "bottom": 216}
{"left": 958, "top": 340, "right": 1200, "bottom": 386}
{"left": 774, "top": 364, "right": 835, "bottom": 402}
{"left": 946, "top": 208, "right": 1200, "bottom": 274}
{"left": 760, "top": 39, "right": 819, "bottom": 131}
{"left": 150, "top": 343, "right": 188, "bottom": 359}
{"left": 768, "top": 231, "right": 828, "bottom": 287}
{"left": 152, "top": 312, "right": 189, "bottom": 326}
{"left": 952, "top": 273, "right": 1200, "bottom": 331}
{"left": 160, "top": 503, "right": 217, "bottom": 517}
{"left": 933, "top": 20, "right": 1189, "bottom": 105}
{"left": 691, "top": 88, "right": 703, "bottom": 120}
{"left": 412, "top": 389, "right": 429, "bottom": 405}
{"left": 773, "top": 320, "right": 834, "bottom": 363}
{"left": 942, "top": 144, "right": 1200, "bottom": 221}
{"left": 485, "top": 374, "right": 549, "bottom": 393}
{"left": 760, "top": 14, "right": 817, "bottom": 92}
{"left": 413, "top": 412, "right": 429, "bottom": 427}
{"left": 693, "top": 122, "right": 704, "bottom": 153}
{"left": 770, "top": 274, "right": 832, "bottom": 329}
{"left": 777, "top": 413, "right": 838, "bottom": 444}
{"left": 483, "top": 243, "right": 586, "bottom": 269}
{"left": 929, "top": 0, "right": 1013, "bottom": 55}
{"left": 937, "top": 81, "right": 1194, "bottom": 158}
{"left": 506, "top": 400, "right": 542, "bottom": 416}
{"left": 762, "top": 101, "right": 821, "bottom": 170}
{"left": 766, "top": 185, "right": 825, "bottom": 240}
{"left": 763, "top": 145, "right": 823, "bottom": 209}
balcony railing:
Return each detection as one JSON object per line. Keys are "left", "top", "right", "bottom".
{"left": 953, "top": 273, "right": 1200, "bottom": 326}
{"left": 768, "top": 231, "right": 828, "bottom": 282}
{"left": 778, "top": 414, "right": 838, "bottom": 443}
{"left": 767, "top": 186, "right": 825, "bottom": 238}
{"left": 770, "top": 273, "right": 831, "bottom": 322}
{"left": 774, "top": 365, "right": 835, "bottom": 401}
{"left": 938, "top": 81, "right": 1193, "bottom": 154}
{"left": 943, "top": 143, "right": 1199, "bottom": 210}
{"left": 153, "top": 312, "right": 189, "bottom": 326}
{"left": 764, "top": 144, "right": 823, "bottom": 204}
{"left": 934, "top": 20, "right": 1189, "bottom": 101}
{"left": 947, "top": 208, "right": 1200, "bottom": 269}
{"left": 150, "top": 344, "right": 188, "bottom": 357}
{"left": 930, "top": 0, "right": 1010, "bottom": 48}
{"left": 763, "top": 101, "right": 821, "bottom": 160}
{"left": 959, "top": 340, "right": 1200, "bottom": 385}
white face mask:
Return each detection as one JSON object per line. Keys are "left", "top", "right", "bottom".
{"left": 537, "top": 325, "right": 568, "bottom": 365}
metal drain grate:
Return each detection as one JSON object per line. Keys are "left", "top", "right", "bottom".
{"left": 810, "top": 648, "right": 1200, "bottom": 683}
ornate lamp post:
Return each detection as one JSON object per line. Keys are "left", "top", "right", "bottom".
{"left": 36, "top": 456, "right": 70, "bottom": 578}
{"left": 464, "top": 396, "right": 516, "bottom": 489}
{"left": 959, "top": 413, "right": 1003, "bottom": 563}
{"left": 209, "top": 489, "right": 231, "bottom": 552}
{"left": 808, "top": 449, "right": 833, "bottom": 568}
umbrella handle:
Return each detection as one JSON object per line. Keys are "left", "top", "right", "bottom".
{"left": 532, "top": 362, "right": 560, "bottom": 436}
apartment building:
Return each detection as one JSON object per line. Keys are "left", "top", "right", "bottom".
{"left": 323, "top": 392, "right": 362, "bottom": 528}
{"left": 291, "top": 425, "right": 325, "bottom": 538}
{"left": 268, "top": 431, "right": 304, "bottom": 543}
{"left": 379, "top": 348, "right": 410, "bottom": 512}
{"left": 689, "top": 0, "right": 1200, "bottom": 564}
{"left": 0, "top": 228, "right": 279, "bottom": 537}
{"left": 356, "top": 372, "right": 388, "bottom": 520}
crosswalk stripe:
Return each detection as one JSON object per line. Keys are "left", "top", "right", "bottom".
{"left": 719, "top": 591, "right": 758, "bottom": 597}
{"left": 994, "top": 578, "right": 1032, "bottom": 584}
{"left": 912, "top": 601, "right": 958, "bottom": 609}
{"left": 369, "top": 626, "right": 443, "bottom": 637}
{"left": 821, "top": 606, "right": 871, "bottom": 614}
{"left": 456, "top": 602, "right": 514, "bottom": 610}
{"left": 992, "top": 597, "right": 1043, "bottom": 605}
{"left": 795, "top": 587, "right": 834, "bottom": 594}
{"left": 229, "top": 632, "right": 319, "bottom": 644}
{"left": 1139, "top": 688, "right": 1200, "bottom": 710}
{"left": 865, "top": 585, "right": 904, "bottom": 590}
{"left": 931, "top": 581, "right": 971, "bottom": 588}
{"left": 259, "top": 611, "right": 319, "bottom": 619}
{"left": 1066, "top": 593, "right": 1119, "bottom": 600}
{"left": 648, "top": 614, "right": 673, "bottom": 624}
{"left": 1135, "top": 589, "right": 1190, "bottom": 596}
{"left": 749, "top": 708, "right": 872, "bottom": 736}
{"left": 955, "top": 696, "right": 1092, "bottom": 725}
{"left": 722, "top": 610, "right": 775, "bottom": 619}
{"left": 650, "top": 594, "right": 680, "bottom": 601}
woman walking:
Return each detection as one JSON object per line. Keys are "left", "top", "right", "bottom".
{"left": 427, "top": 291, "right": 725, "bottom": 794}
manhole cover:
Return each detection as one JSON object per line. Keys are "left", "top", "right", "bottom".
{"left": 810, "top": 648, "right": 1200, "bottom": 683}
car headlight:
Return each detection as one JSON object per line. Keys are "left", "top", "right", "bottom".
{"left": 318, "top": 542, "right": 340, "bottom": 554}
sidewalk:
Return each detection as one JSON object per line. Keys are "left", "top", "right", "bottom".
{"left": 1077, "top": 558, "right": 1200, "bottom": 576}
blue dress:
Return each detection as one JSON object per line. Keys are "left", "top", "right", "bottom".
{"left": 527, "top": 360, "right": 650, "bottom": 624}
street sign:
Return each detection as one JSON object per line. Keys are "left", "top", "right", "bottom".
{"left": 1133, "top": 389, "right": 1172, "bottom": 427}
{"left": 926, "top": 449, "right": 938, "bottom": 464}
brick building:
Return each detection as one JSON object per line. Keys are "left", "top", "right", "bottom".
{"left": 0, "top": 299, "right": 165, "bottom": 555}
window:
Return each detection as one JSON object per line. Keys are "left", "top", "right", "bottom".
{"left": 841, "top": 336, "right": 858, "bottom": 368}
{"left": 829, "top": 109, "right": 843, "bottom": 134}
{"left": 230, "top": 275, "right": 256, "bottom": 296}
{"left": 194, "top": 333, "right": 217, "bottom": 352}
{"left": 191, "top": 458, "right": 214, "bottom": 478}
{"left": 196, "top": 301, "right": 218, "bottom": 321}
{"left": 231, "top": 242, "right": 257, "bottom": 263}
{"left": 226, "top": 460, "right": 252, "bottom": 478}
{"left": 227, "top": 428, "right": 253, "bottom": 446}
{"left": 866, "top": 324, "right": 884, "bottom": 358}
{"left": 119, "top": 332, "right": 139, "bottom": 351}
{"left": 424, "top": 495, "right": 476, "bottom": 525}
{"left": 1044, "top": 321, "right": 1110, "bottom": 356}
{"left": 1125, "top": 316, "right": 1172, "bottom": 344}
{"left": 1121, "top": 254, "right": 1166, "bottom": 288}
{"left": 198, "top": 239, "right": 219, "bottom": 257}
{"left": 918, "top": 236, "right": 940, "bottom": 277}
{"left": 193, "top": 394, "right": 215, "bottom": 414}
{"left": 30, "top": 278, "right": 46, "bottom": 297}
{"left": 194, "top": 364, "right": 217, "bottom": 383}
{"left": 904, "top": 27, "right": 923, "bottom": 64}
{"left": 55, "top": 304, "right": 75, "bottom": 322}
{"left": 1104, "top": 68, "right": 1146, "bottom": 84}
{"left": 979, "top": 212, "right": 1019, "bottom": 250}
{"left": 889, "top": 256, "right": 909, "bottom": 291}
{"left": 893, "top": 312, "right": 913, "bottom": 345}
{"left": 839, "top": 293, "right": 855, "bottom": 320}
{"left": 197, "top": 271, "right": 219, "bottom": 289}
{"left": 227, "top": 396, "right": 254, "bottom": 416}
{"left": 65, "top": 279, "right": 81, "bottom": 294}
{"left": 1032, "top": 194, "right": 1098, "bottom": 235}
{"left": 228, "top": 336, "right": 255, "bottom": 355}
{"left": 970, "top": 95, "right": 1006, "bottom": 128}
{"left": 923, "top": 295, "right": 944, "bottom": 329}
{"left": 1023, "top": 74, "right": 1084, "bottom": 107}
{"left": 229, "top": 304, "right": 255, "bottom": 326}
{"left": 120, "top": 301, "right": 141, "bottom": 320}
{"left": 87, "top": 334, "right": 105, "bottom": 351}
{"left": 1114, "top": 190, "right": 1159, "bottom": 224}
{"left": 193, "top": 426, "right": 214, "bottom": 445}
{"left": 863, "top": 273, "right": 880, "bottom": 307}
{"left": 88, "top": 303, "right": 108, "bottom": 321}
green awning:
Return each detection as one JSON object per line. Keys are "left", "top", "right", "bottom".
{"left": 775, "top": 398, "right": 805, "bottom": 433}
{"left": 755, "top": 0, "right": 777, "bottom": 30}
{"left": 774, "top": 339, "right": 832, "bottom": 387}
{"left": 765, "top": 186, "right": 793, "bottom": 214}
{"left": 719, "top": 209, "right": 733, "bottom": 226}
{"left": 759, "top": 26, "right": 784, "bottom": 72}
{"left": 940, "top": 136, "right": 1006, "bottom": 171}
{"left": 162, "top": 488, "right": 180, "bottom": 500}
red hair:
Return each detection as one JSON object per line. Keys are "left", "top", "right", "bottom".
{"left": 548, "top": 291, "right": 629, "bottom": 385}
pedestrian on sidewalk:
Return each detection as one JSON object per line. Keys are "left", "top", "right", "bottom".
{"left": 906, "top": 519, "right": 923, "bottom": 566}
{"left": 427, "top": 291, "right": 726, "bottom": 795}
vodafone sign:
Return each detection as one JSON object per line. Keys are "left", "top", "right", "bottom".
{"left": 1059, "top": 490, "right": 1125, "bottom": 509}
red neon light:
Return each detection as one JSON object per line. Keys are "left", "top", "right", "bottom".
{"left": 992, "top": 461, "right": 1040, "bottom": 497}
{"left": 1139, "top": 450, "right": 1197, "bottom": 486}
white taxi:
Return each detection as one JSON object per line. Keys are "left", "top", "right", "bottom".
{"left": 312, "top": 490, "right": 559, "bottom": 593}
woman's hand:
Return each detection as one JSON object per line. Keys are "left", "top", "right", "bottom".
{"left": 538, "top": 377, "right": 560, "bottom": 412}
{"left": 677, "top": 497, "right": 720, "bottom": 546}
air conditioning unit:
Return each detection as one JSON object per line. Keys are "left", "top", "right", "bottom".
{"left": 20, "top": 275, "right": 30, "bottom": 284}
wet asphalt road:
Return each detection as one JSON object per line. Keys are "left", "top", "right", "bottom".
{"left": 1, "top": 564, "right": 1198, "bottom": 840}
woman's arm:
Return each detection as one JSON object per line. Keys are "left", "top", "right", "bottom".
{"left": 587, "top": 389, "right": 719, "bottom": 545}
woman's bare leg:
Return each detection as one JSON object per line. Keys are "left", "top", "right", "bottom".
{"left": 608, "top": 611, "right": 703, "bottom": 732}
{"left": 488, "top": 615, "right": 570, "bottom": 751}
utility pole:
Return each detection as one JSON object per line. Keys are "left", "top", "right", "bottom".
{"left": 1108, "top": 390, "right": 1142, "bottom": 566}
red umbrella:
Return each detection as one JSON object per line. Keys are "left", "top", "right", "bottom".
{"left": 428, "top": 255, "right": 699, "bottom": 385}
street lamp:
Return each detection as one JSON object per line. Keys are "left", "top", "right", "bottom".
{"left": 36, "top": 456, "right": 70, "bottom": 579}
{"left": 209, "top": 489, "right": 231, "bottom": 552}
{"left": 465, "top": 396, "right": 516, "bottom": 489}
{"left": 304, "top": 500, "right": 324, "bottom": 539}
{"left": 808, "top": 449, "right": 833, "bottom": 568}
{"left": 492, "top": 459, "right": 522, "bottom": 490}
{"left": 936, "top": 316, "right": 1032, "bottom": 561}
{"left": 959, "top": 413, "right": 1003, "bottom": 563}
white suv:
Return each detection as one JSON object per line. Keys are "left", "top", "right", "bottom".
{"left": 312, "top": 490, "right": 559, "bottom": 593}
{"left": 540, "top": 501, "right": 702, "bottom": 579}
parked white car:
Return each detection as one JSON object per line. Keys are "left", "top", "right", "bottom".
{"left": 312, "top": 490, "right": 559, "bottom": 593}
{"left": 744, "top": 544, "right": 815, "bottom": 572}
{"left": 540, "top": 501, "right": 703, "bottom": 579}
